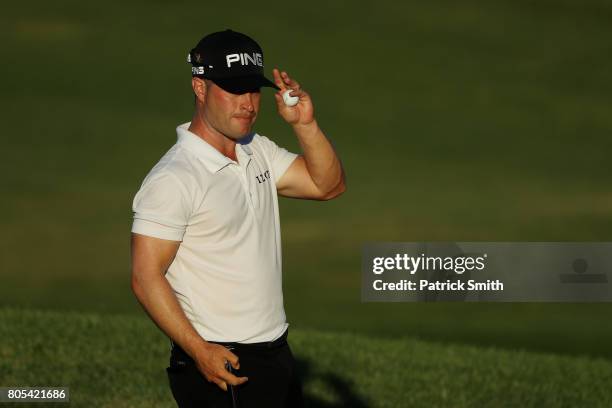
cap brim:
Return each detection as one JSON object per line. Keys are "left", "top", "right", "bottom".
{"left": 211, "top": 75, "right": 279, "bottom": 95}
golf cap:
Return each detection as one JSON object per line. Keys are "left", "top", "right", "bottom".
{"left": 187, "top": 29, "right": 279, "bottom": 95}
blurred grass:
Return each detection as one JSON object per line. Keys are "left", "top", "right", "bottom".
{"left": 2, "top": 307, "right": 612, "bottom": 407}
{"left": 1, "top": 0, "right": 612, "bottom": 360}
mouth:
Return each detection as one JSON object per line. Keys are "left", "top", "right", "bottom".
{"left": 233, "top": 115, "right": 255, "bottom": 126}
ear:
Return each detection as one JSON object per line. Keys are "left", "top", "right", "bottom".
{"left": 192, "top": 77, "right": 207, "bottom": 102}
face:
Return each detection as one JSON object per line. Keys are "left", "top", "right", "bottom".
{"left": 201, "top": 79, "right": 261, "bottom": 140}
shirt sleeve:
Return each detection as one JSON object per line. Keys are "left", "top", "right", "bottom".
{"left": 256, "top": 135, "right": 298, "bottom": 183}
{"left": 131, "top": 172, "right": 192, "bottom": 241}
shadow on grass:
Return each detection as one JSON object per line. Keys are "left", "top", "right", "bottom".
{"left": 295, "top": 358, "right": 370, "bottom": 408}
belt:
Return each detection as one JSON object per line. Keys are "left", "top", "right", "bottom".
{"left": 208, "top": 328, "right": 289, "bottom": 351}
{"left": 171, "top": 328, "right": 289, "bottom": 362}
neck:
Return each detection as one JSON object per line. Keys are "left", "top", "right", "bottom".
{"left": 188, "top": 111, "right": 237, "bottom": 161}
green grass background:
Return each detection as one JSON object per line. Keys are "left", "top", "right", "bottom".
{"left": 1, "top": 0, "right": 612, "bottom": 405}
{"left": 2, "top": 308, "right": 612, "bottom": 407}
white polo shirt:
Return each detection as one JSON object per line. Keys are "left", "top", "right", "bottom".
{"left": 132, "top": 122, "right": 297, "bottom": 343}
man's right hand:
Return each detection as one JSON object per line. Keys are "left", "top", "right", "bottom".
{"left": 194, "top": 343, "right": 249, "bottom": 391}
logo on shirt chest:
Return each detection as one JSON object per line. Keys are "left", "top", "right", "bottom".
{"left": 255, "top": 170, "right": 270, "bottom": 184}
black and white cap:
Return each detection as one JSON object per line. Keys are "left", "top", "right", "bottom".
{"left": 187, "top": 29, "right": 279, "bottom": 95}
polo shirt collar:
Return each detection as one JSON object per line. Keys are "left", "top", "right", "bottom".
{"left": 176, "top": 122, "right": 253, "bottom": 173}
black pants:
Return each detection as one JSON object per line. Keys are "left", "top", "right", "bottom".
{"left": 166, "top": 329, "right": 303, "bottom": 408}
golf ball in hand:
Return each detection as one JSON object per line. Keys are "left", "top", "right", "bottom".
{"left": 282, "top": 89, "right": 299, "bottom": 107}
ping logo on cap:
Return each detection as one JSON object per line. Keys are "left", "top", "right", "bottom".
{"left": 226, "top": 52, "right": 263, "bottom": 68}
{"left": 192, "top": 66, "right": 205, "bottom": 75}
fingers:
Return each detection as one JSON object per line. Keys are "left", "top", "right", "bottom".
{"left": 287, "top": 88, "right": 306, "bottom": 98}
{"left": 211, "top": 377, "right": 228, "bottom": 392}
{"left": 280, "top": 70, "right": 301, "bottom": 90}
{"left": 217, "top": 349, "right": 247, "bottom": 386}
{"left": 218, "top": 368, "right": 249, "bottom": 386}
{"left": 220, "top": 351, "right": 247, "bottom": 385}
{"left": 198, "top": 345, "right": 248, "bottom": 392}
{"left": 206, "top": 364, "right": 248, "bottom": 392}
{"left": 222, "top": 349, "right": 240, "bottom": 370}
{"left": 272, "top": 68, "right": 285, "bottom": 90}
{"left": 273, "top": 68, "right": 302, "bottom": 91}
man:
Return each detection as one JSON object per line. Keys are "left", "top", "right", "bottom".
{"left": 130, "top": 29, "right": 345, "bottom": 408}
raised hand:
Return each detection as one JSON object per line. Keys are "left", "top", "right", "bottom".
{"left": 273, "top": 68, "right": 315, "bottom": 126}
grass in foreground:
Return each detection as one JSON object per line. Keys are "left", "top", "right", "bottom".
{"left": 1, "top": 307, "right": 611, "bottom": 407}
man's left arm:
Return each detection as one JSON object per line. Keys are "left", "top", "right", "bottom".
{"left": 272, "top": 68, "right": 346, "bottom": 200}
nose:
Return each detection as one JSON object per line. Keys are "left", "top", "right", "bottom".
{"left": 239, "top": 92, "right": 256, "bottom": 112}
